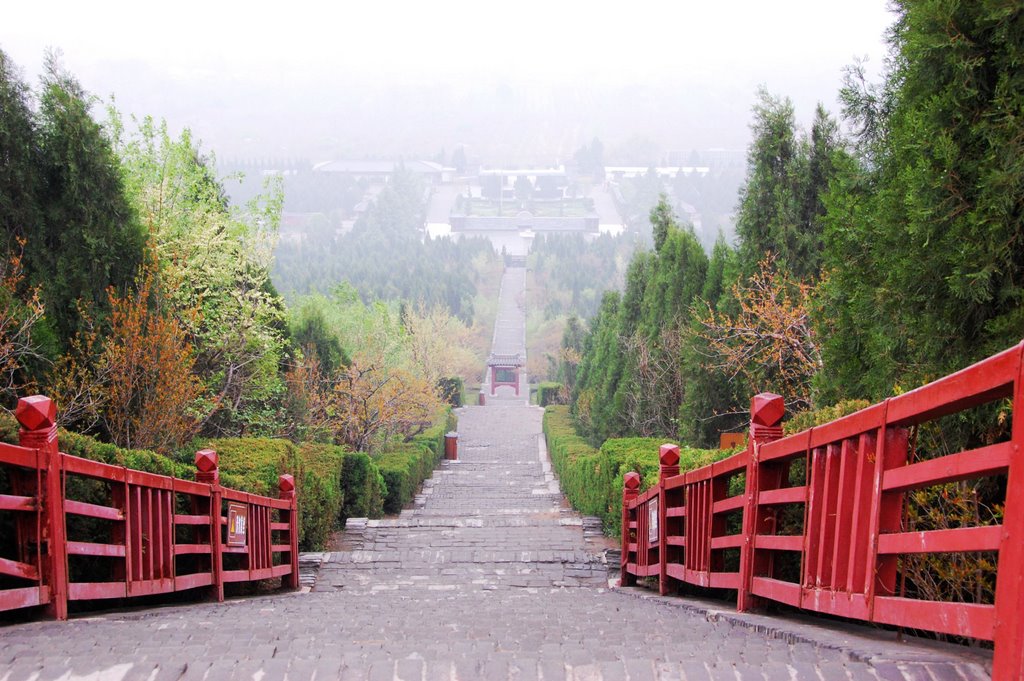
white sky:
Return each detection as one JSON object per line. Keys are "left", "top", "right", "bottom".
{"left": 2, "top": 1, "right": 896, "bottom": 160}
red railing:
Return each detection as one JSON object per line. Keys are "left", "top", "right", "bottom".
{"left": 622, "top": 341, "right": 1024, "bottom": 681}
{"left": 0, "top": 395, "right": 299, "bottom": 620}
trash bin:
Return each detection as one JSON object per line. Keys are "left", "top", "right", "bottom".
{"left": 444, "top": 432, "right": 458, "bottom": 460}
{"left": 478, "top": 390, "right": 486, "bottom": 406}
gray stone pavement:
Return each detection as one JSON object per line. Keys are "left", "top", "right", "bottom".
{"left": 0, "top": 404, "right": 991, "bottom": 680}
{"left": 0, "top": 269, "right": 991, "bottom": 680}
{"left": 483, "top": 265, "right": 528, "bottom": 404}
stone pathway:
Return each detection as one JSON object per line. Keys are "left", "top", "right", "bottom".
{"left": 483, "top": 265, "right": 528, "bottom": 403}
{"left": 0, "top": 268, "right": 991, "bottom": 680}
{"left": 315, "top": 405, "right": 610, "bottom": 595}
{"left": 0, "top": 403, "right": 989, "bottom": 680}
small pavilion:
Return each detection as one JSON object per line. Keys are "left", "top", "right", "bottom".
{"left": 486, "top": 352, "right": 524, "bottom": 396}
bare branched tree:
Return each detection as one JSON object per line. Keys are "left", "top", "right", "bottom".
{"left": 697, "top": 255, "right": 820, "bottom": 407}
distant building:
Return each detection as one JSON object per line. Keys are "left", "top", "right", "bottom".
{"left": 312, "top": 160, "right": 453, "bottom": 185}
{"left": 478, "top": 167, "right": 568, "bottom": 201}
{"left": 449, "top": 213, "right": 598, "bottom": 234}
{"left": 603, "top": 166, "right": 710, "bottom": 180}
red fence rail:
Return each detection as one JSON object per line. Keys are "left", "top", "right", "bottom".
{"left": 0, "top": 395, "right": 299, "bottom": 620}
{"left": 622, "top": 341, "right": 1024, "bottom": 681}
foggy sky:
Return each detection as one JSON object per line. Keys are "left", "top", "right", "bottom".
{"left": 3, "top": 1, "right": 894, "bottom": 163}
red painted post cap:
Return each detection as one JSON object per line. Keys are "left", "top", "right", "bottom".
{"left": 15, "top": 395, "right": 56, "bottom": 431}
{"left": 751, "top": 393, "right": 785, "bottom": 427}
{"left": 195, "top": 449, "right": 218, "bottom": 472}
{"left": 659, "top": 444, "right": 680, "bottom": 467}
{"left": 279, "top": 474, "right": 295, "bottom": 493}
{"left": 624, "top": 471, "right": 641, "bottom": 490}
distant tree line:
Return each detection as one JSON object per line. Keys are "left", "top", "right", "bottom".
{"left": 272, "top": 169, "right": 497, "bottom": 323}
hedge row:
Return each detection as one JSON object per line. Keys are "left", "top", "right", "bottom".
{"left": 200, "top": 437, "right": 354, "bottom": 551}
{"left": 373, "top": 409, "right": 456, "bottom": 514}
{"left": 535, "top": 382, "right": 564, "bottom": 407}
{"left": 543, "top": 406, "right": 730, "bottom": 537}
{"left": 0, "top": 413, "right": 191, "bottom": 479}
{"left": 0, "top": 414, "right": 364, "bottom": 552}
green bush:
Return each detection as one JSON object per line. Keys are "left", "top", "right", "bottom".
{"left": 543, "top": 406, "right": 729, "bottom": 537}
{"left": 296, "top": 443, "right": 347, "bottom": 551}
{"left": 783, "top": 399, "right": 873, "bottom": 435}
{"left": 0, "top": 412, "right": 189, "bottom": 478}
{"left": 437, "top": 377, "right": 464, "bottom": 407}
{"left": 372, "top": 407, "right": 456, "bottom": 514}
{"left": 536, "top": 382, "right": 564, "bottom": 407}
{"left": 376, "top": 444, "right": 429, "bottom": 513}
{"left": 200, "top": 438, "right": 295, "bottom": 492}
{"left": 340, "top": 451, "right": 386, "bottom": 521}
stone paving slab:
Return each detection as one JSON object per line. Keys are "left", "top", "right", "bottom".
{"left": 0, "top": 408, "right": 992, "bottom": 681}
{"left": 0, "top": 270, "right": 993, "bottom": 680}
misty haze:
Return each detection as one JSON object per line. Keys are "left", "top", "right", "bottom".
{"left": 3, "top": 2, "right": 1022, "bottom": 678}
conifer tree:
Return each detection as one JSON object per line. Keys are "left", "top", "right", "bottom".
{"left": 818, "top": 0, "right": 1024, "bottom": 400}
{"left": 33, "top": 55, "right": 145, "bottom": 345}
{"left": 0, "top": 50, "right": 40, "bottom": 247}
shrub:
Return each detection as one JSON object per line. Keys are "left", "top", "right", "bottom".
{"left": 536, "top": 382, "right": 564, "bottom": 407}
{"left": 372, "top": 407, "right": 455, "bottom": 514}
{"left": 437, "top": 377, "right": 464, "bottom": 407}
{"left": 543, "top": 406, "right": 729, "bottom": 537}
{"left": 375, "top": 444, "right": 430, "bottom": 513}
{"left": 0, "top": 412, "right": 189, "bottom": 477}
{"left": 783, "top": 399, "right": 872, "bottom": 435}
{"left": 340, "top": 451, "right": 385, "bottom": 521}
{"left": 296, "top": 443, "right": 347, "bottom": 551}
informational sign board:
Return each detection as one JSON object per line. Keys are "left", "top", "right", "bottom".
{"left": 227, "top": 502, "right": 248, "bottom": 547}
{"left": 648, "top": 496, "right": 659, "bottom": 545}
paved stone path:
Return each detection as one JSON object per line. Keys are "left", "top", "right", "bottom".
{"left": 483, "top": 265, "right": 528, "bottom": 403}
{"left": 0, "top": 268, "right": 990, "bottom": 680}
{"left": 0, "top": 403, "right": 989, "bottom": 680}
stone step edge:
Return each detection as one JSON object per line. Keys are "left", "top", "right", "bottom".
{"left": 614, "top": 587, "right": 992, "bottom": 679}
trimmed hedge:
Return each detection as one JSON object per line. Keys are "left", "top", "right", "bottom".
{"left": 372, "top": 408, "right": 456, "bottom": 515}
{"left": 295, "top": 443, "right": 346, "bottom": 551}
{"left": 339, "top": 451, "right": 385, "bottom": 521}
{"left": 0, "top": 413, "right": 387, "bottom": 551}
{"left": 543, "top": 406, "right": 730, "bottom": 537}
{"left": 536, "top": 382, "right": 564, "bottom": 407}
{"left": 0, "top": 413, "right": 189, "bottom": 478}
{"left": 375, "top": 443, "right": 433, "bottom": 513}
{"left": 784, "top": 399, "right": 872, "bottom": 435}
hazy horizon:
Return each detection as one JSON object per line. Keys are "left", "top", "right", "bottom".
{"left": 3, "top": 1, "right": 895, "bottom": 163}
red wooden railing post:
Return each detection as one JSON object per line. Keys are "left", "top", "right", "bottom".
{"left": 658, "top": 444, "right": 679, "bottom": 595}
{"left": 195, "top": 449, "right": 224, "bottom": 602}
{"left": 279, "top": 474, "right": 299, "bottom": 590}
{"left": 620, "top": 472, "right": 640, "bottom": 586}
{"left": 737, "top": 392, "right": 784, "bottom": 612}
{"left": 992, "top": 343, "right": 1024, "bottom": 681}
{"left": 16, "top": 395, "right": 68, "bottom": 620}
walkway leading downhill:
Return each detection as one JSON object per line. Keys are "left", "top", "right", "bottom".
{"left": 0, "top": 268, "right": 990, "bottom": 680}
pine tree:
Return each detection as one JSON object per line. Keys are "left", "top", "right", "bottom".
{"left": 0, "top": 50, "right": 40, "bottom": 247}
{"left": 33, "top": 55, "right": 145, "bottom": 345}
{"left": 735, "top": 91, "right": 842, "bottom": 282}
{"left": 818, "top": 0, "right": 1024, "bottom": 399}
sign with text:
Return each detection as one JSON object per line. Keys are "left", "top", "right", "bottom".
{"left": 648, "top": 496, "right": 659, "bottom": 545}
{"left": 227, "top": 502, "right": 248, "bottom": 547}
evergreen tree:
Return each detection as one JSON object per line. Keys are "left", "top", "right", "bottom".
{"left": 0, "top": 50, "right": 40, "bottom": 246}
{"left": 736, "top": 89, "right": 803, "bottom": 277}
{"left": 678, "top": 235, "right": 747, "bottom": 447}
{"left": 735, "top": 91, "right": 842, "bottom": 281}
{"left": 33, "top": 56, "right": 145, "bottom": 345}
{"left": 818, "top": 0, "right": 1024, "bottom": 400}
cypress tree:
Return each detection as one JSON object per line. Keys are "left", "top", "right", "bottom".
{"left": 33, "top": 55, "right": 145, "bottom": 345}
{"left": 819, "top": 0, "right": 1024, "bottom": 399}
